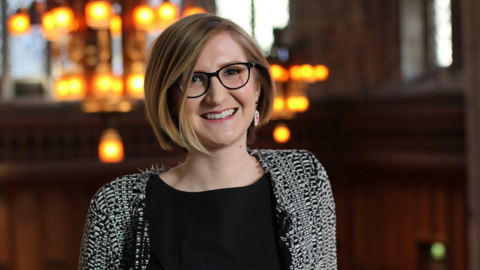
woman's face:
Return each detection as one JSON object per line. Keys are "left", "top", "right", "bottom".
{"left": 184, "top": 31, "right": 260, "bottom": 151}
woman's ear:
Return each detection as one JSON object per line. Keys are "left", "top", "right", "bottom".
{"left": 254, "top": 79, "right": 261, "bottom": 100}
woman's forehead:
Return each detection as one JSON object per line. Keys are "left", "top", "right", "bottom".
{"left": 193, "top": 32, "right": 248, "bottom": 72}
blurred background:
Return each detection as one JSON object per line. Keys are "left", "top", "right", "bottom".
{"left": 1, "top": 0, "right": 479, "bottom": 269}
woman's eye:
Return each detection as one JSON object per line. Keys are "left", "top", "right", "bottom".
{"left": 191, "top": 75, "right": 203, "bottom": 83}
{"left": 224, "top": 69, "right": 240, "bottom": 76}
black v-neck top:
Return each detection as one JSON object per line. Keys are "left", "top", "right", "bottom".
{"left": 145, "top": 173, "right": 283, "bottom": 270}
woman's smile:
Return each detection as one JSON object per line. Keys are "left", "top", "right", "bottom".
{"left": 201, "top": 108, "right": 238, "bottom": 122}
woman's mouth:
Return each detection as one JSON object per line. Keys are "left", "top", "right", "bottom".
{"left": 201, "top": 108, "right": 237, "bottom": 120}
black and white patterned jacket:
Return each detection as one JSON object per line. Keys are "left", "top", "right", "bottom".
{"left": 79, "top": 149, "right": 337, "bottom": 269}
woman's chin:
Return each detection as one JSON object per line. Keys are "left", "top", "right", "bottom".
{"left": 200, "top": 133, "right": 246, "bottom": 151}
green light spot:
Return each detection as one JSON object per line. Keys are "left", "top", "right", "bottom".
{"left": 430, "top": 242, "right": 446, "bottom": 260}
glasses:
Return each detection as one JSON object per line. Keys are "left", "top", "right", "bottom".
{"left": 176, "top": 62, "right": 256, "bottom": 98}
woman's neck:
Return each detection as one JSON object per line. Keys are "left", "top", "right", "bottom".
{"left": 177, "top": 144, "right": 263, "bottom": 192}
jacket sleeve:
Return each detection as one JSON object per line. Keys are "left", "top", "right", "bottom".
{"left": 79, "top": 191, "right": 110, "bottom": 269}
{"left": 311, "top": 152, "right": 337, "bottom": 269}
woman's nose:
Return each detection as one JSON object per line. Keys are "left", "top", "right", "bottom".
{"left": 204, "top": 77, "right": 228, "bottom": 105}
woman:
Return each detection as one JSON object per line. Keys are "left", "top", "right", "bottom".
{"left": 80, "top": 14, "right": 337, "bottom": 269}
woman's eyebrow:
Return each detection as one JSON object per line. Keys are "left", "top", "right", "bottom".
{"left": 193, "top": 60, "right": 246, "bottom": 73}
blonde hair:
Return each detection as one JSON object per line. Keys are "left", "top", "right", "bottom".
{"left": 144, "top": 13, "right": 275, "bottom": 155}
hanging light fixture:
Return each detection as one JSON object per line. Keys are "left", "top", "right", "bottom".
{"left": 126, "top": 62, "right": 145, "bottom": 99}
{"left": 270, "top": 61, "right": 328, "bottom": 119}
{"left": 273, "top": 123, "right": 291, "bottom": 143}
{"left": 40, "top": 11, "right": 60, "bottom": 40}
{"left": 51, "top": 6, "right": 75, "bottom": 33}
{"left": 85, "top": 1, "right": 113, "bottom": 29}
{"left": 54, "top": 75, "right": 87, "bottom": 101}
{"left": 286, "top": 95, "right": 309, "bottom": 112}
{"left": 273, "top": 96, "right": 285, "bottom": 112}
{"left": 299, "top": 64, "right": 315, "bottom": 82}
{"left": 8, "top": 12, "right": 30, "bottom": 35}
{"left": 157, "top": 1, "right": 180, "bottom": 29}
{"left": 110, "top": 15, "right": 122, "bottom": 37}
{"left": 132, "top": 5, "right": 155, "bottom": 31}
{"left": 99, "top": 129, "right": 124, "bottom": 163}
{"left": 270, "top": 64, "right": 289, "bottom": 82}
{"left": 314, "top": 65, "right": 329, "bottom": 81}
{"left": 289, "top": 65, "right": 302, "bottom": 81}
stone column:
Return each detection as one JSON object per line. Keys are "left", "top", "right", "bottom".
{"left": 463, "top": 0, "right": 480, "bottom": 268}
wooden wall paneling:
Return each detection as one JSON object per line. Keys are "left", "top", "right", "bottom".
{"left": 43, "top": 188, "right": 72, "bottom": 270}
{"left": 12, "top": 189, "right": 43, "bottom": 270}
{"left": 450, "top": 180, "right": 466, "bottom": 270}
{"left": 0, "top": 192, "right": 12, "bottom": 269}
{"left": 367, "top": 178, "right": 381, "bottom": 268}
{"left": 404, "top": 178, "right": 417, "bottom": 270}
{"left": 417, "top": 179, "right": 432, "bottom": 242}
{"left": 463, "top": 0, "right": 480, "bottom": 264}
{"left": 330, "top": 173, "right": 348, "bottom": 269}
{"left": 352, "top": 178, "right": 367, "bottom": 268}
{"left": 432, "top": 178, "right": 448, "bottom": 243}
{"left": 71, "top": 186, "right": 96, "bottom": 268}
{"left": 382, "top": 178, "right": 402, "bottom": 268}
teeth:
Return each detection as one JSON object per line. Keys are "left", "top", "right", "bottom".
{"left": 204, "top": 109, "right": 235, "bottom": 120}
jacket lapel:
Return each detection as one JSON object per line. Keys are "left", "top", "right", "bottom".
{"left": 250, "top": 149, "right": 294, "bottom": 269}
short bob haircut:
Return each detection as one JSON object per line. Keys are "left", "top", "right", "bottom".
{"left": 144, "top": 13, "right": 275, "bottom": 155}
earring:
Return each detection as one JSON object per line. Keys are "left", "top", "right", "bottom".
{"left": 254, "top": 102, "right": 260, "bottom": 127}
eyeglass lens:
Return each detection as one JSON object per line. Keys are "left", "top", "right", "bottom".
{"left": 178, "top": 63, "right": 251, "bottom": 98}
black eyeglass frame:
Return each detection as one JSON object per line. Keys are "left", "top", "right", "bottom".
{"left": 176, "top": 62, "right": 256, "bottom": 98}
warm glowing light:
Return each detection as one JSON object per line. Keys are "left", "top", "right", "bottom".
{"left": 85, "top": 1, "right": 113, "bottom": 29}
{"left": 286, "top": 96, "right": 299, "bottom": 111}
{"left": 273, "top": 124, "right": 291, "bottom": 143}
{"left": 55, "top": 78, "right": 69, "bottom": 100}
{"left": 54, "top": 75, "right": 86, "bottom": 101}
{"left": 157, "top": 2, "right": 180, "bottom": 27}
{"left": 270, "top": 64, "right": 289, "bottom": 82}
{"left": 42, "top": 12, "right": 55, "bottom": 30}
{"left": 41, "top": 12, "right": 61, "bottom": 40}
{"left": 133, "top": 5, "right": 155, "bottom": 31}
{"left": 8, "top": 13, "right": 30, "bottom": 35}
{"left": 42, "top": 13, "right": 62, "bottom": 40}
{"left": 92, "top": 73, "right": 114, "bottom": 96}
{"left": 99, "top": 129, "right": 124, "bottom": 163}
{"left": 314, "top": 65, "right": 329, "bottom": 81}
{"left": 67, "top": 75, "right": 87, "bottom": 98}
{"left": 127, "top": 73, "right": 145, "bottom": 98}
{"left": 110, "top": 15, "right": 122, "bottom": 37}
{"left": 273, "top": 97, "right": 285, "bottom": 111}
{"left": 300, "top": 64, "right": 314, "bottom": 82}
{"left": 289, "top": 65, "right": 302, "bottom": 81}
{"left": 182, "top": 6, "right": 207, "bottom": 17}
{"left": 112, "top": 76, "right": 124, "bottom": 95}
{"left": 52, "top": 7, "right": 75, "bottom": 32}
{"left": 296, "top": 96, "right": 309, "bottom": 112}
{"left": 285, "top": 96, "right": 309, "bottom": 112}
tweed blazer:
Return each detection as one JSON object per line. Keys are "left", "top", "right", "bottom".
{"left": 79, "top": 149, "right": 337, "bottom": 269}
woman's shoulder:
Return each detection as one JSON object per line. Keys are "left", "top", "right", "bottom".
{"left": 89, "top": 165, "right": 169, "bottom": 214}
{"left": 257, "top": 148, "right": 315, "bottom": 158}
{"left": 256, "top": 148, "right": 321, "bottom": 166}
{"left": 255, "top": 148, "right": 328, "bottom": 180}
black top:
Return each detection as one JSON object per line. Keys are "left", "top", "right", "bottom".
{"left": 145, "top": 173, "right": 283, "bottom": 270}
